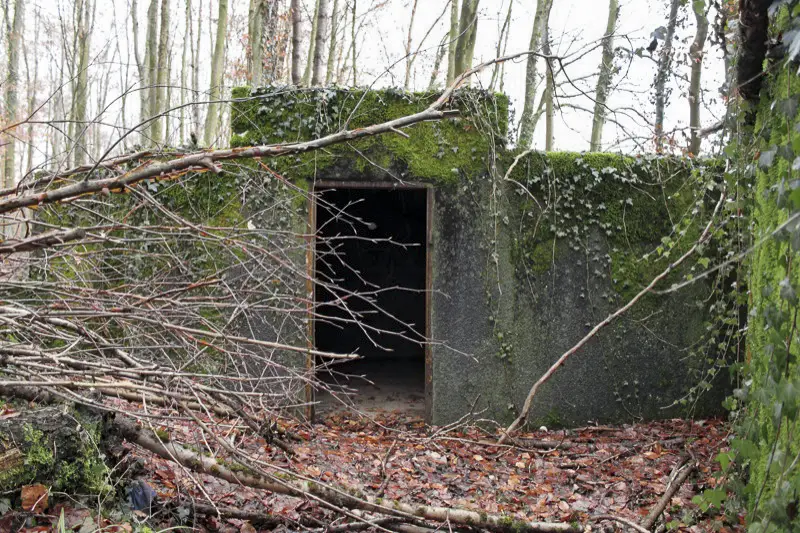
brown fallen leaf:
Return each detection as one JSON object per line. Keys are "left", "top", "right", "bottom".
{"left": 20, "top": 484, "right": 48, "bottom": 513}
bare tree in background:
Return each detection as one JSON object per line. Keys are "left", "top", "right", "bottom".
{"left": 291, "top": 0, "right": 302, "bottom": 84}
{"left": 654, "top": 0, "right": 680, "bottom": 153}
{"left": 311, "top": 0, "right": 330, "bottom": 85}
{"left": 152, "top": 0, "right": 170, "bottom": 145}
{"left": 2, "top": 0, "right": 23, "bottom": 190}
{"left": 452, "top": 0, "right": 479, "bottom": 79}
{"left": 688, "top": 0, "right": 708, "bottom": 156}
{"left": 325, "top": 0, "right": 340, "bottom": 84}
{"left": 589, "top": 0, "right": 619, "bottom": 152}
{"left": 203, "top": 0, "right": 228, "bottom": 146}
{"left": 518, "top": 0, "right": 553, "bottom": 148}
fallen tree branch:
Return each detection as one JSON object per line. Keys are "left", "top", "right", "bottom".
{"left": 500, "top": 192, "right": 726, "bottom": 443}
{"left": 112, "top": 415, "right": 580, "bottom": 533}
{"left": 0, "top": 50, "right": 551, "bottom": 217}
{"left": 0, "top": 228, "right": 85, "bottom": 254}
{"left": 641, "top": 459, "right": 697, "bottom": 531}
{"left": 592, "top": 514, "right": 651, "bottom": 533}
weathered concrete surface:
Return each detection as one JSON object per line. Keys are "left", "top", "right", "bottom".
{"left": 230, "top": 88, "right": 731, "bottom": 428}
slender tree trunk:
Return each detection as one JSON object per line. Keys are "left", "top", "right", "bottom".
{"left": 428, "top": 34, "right": 448, "bottom": 89}
{"left": 654, "top": 0, "right": 680, "bottom": 153}
{"left": 311, "top": 0, "right": 329, "bottom": 85}
{"left": 446, "top": 0, "right": 459, "bottom": 85}
{"left": 152, "top": 0, "right": 170, "bottom": 145}
{"left": 130, "top": 0, "right": 149, "bottom": 143}
{"left": 489, "top": 0, "right": 512, "bottom": 91}
{"left": 180, "top": 0, "right": 191, "bottom": 145}
{"left": 403, "top": 0, "right": 419, "bottom": 90}
{"left": 303, "top": 0, "right": 321, "bottom": 86}
{"left": 145, "top": 0, "right": 159, "bottom": 129}
{"left": 543, "top": 27, "right": 554, "bottom": 151}
{"left": 688, "top": 1, "right": 708, "bottom": 156}
{"left": 2, "top": 0, "right": 23, "bottom": 190}
{"left": 193, "top": 0, "right": 202, "bottom": 136}
{"left": 325, "top": 0, "right": 339, "bottom": 84}
{"left": 248, "top": 0, "right": 265, "bottom": 85}
{"left": 453, "top": 0, "right": 479, "bottom": 78}
{"left": 517, "top": 0, "right": 553, "bottom": 148}
{"left": 24, "top": 24, "right": 40, "bottom": 176}
{"left": 203, "top": 0, "right": 228, "bottom": 147}
{"left": 350, "top": 0, "right": 357, "bottom": 86}
{"left": 71, "top": 0, "right": 92, "bottom": 166}
{"left": 589, "top": 0, "right": 619, "bottom": 152}
{"left": 290, "top": 0, "right": 302, "bottom": 84}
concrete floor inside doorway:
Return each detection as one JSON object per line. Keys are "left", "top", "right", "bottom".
{"left": 313, "top": 186, "right": 428, "bottom": 420}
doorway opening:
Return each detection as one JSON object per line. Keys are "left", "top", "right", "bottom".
{"left": 313, "top": 185, "right": 429, "bottom": 419}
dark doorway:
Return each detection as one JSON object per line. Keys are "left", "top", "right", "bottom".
{"left": 314, "top": 186, "right": 428, "bottom": 417}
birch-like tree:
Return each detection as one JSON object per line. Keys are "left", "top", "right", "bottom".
{"left": 152, "top": 0, "right": 170, "bottom": 145}
{"left": 446, "top": 0, "right": 459, "bottom": 85}
{"left": 311, "top": 0, "right": 330, "bottom": 85}
{"left": 518, "top": 0, "right": 553, "bottom": 148}
{"left": 589, "top": 0, "right": 619, "bottom": 152}
{"left": 452, "top": 0, "right": 479, "bottom": 78}
{"left": 3, "top": 0, "right": 23, "bottom": 190}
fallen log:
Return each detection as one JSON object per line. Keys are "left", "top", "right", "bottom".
{"left": 0, "top": 389, "right": 580, "bottom": 533}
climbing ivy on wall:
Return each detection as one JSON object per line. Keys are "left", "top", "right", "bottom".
{"left": 706, "top": 3, "right": 800, "bottom": 531}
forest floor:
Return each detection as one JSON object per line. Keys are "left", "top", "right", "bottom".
{"left": 0, "top": 409, "right": 743, "bottom": 533}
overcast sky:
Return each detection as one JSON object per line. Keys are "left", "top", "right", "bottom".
{"left": 32, "top": 0, "right": 727, "bottom": 156}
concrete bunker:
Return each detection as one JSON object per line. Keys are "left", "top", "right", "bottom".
{"left": 230, "top": 87, "right": 731, "bottom": 427}
{"left": 313, "top": 184, "right": 430, "bottom": 415}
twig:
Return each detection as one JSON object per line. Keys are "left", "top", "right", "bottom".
{"left": 593, "top": 514, "right": 651, "bottom": 533}
{"left": 499, "top": 192, "right": 726, "bottom": 443}
{"left": 641, "top": 460, "right": 697, "bottom": 530}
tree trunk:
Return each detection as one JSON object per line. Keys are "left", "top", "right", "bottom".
{"left": 589, "top": 0, "right": 619, "bottom": 152}
{"left": 403, "top": 0, "right": 419, "bottom": 90}
{"left": 152, "top": 0, "right": 170, "bottom": 145}
{"left": 311, "top": 0, "right": 330, "bottom": 85}
{"left": 446, "top": 0, "right": 459, "bottom": 85}
{"left": 144, "top": 0, "right": 159, "bottom": 144}
{"left": 180, "top": 0, "right": 191, "bottom": 145}
{"left": 303, "top": 0, "right": 321, "bottom": 86}
{"left": 489, "top": 0, "right": 512, "bottom": 91}
{"left": 517, "top": 0, "right": 553, "bottom": 149}
{"left": 688, "top": 0, "right": 708, "bottom": 156}
{"left": 654, "top": 0, "right": 680, "bottom": 153}
{"left": 193, "top": 0, "right": 202, "bottom": 136}
{"left": 248, "top": 0, "right": 265, "bottom": 85}
{"left": 203, "top": 0, "right": 229, "bottom": 147}
{"left": 71, "top": 0, "right": 92, "bottom": 166}
{"left": 453, "top": 0, "right": 479, "bottom": 78}
{"left": 290, "top": 0, "right": 302, "bottom": 84}
{"left": 543, "top": 27, "right": 554, "bottom": 151}
{"left": 3, "top": 0, "right": 23, "bottom": 190}
{"left": 428, "top": 34, "right": 448, "bottom": 89}
{"left": 350, "top": 0, "right": 357, "bottom": 86}
{"left": 131, "top": 0, "right": 148, "bottom": 144}
{"left": 325, "top": 0, "right": 339, "bottom": 84}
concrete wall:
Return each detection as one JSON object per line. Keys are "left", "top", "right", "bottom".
{"left": 230, "top": 87, "right": 730, "bottom": 427}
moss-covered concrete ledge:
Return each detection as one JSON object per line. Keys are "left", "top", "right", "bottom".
{"left": 229, "top": 87, "right": 729, "bottom": 427}
{"left": 0, "top": 405, "right": 110, "bottom": 494}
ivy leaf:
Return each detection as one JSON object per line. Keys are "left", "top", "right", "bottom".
{"left": 779, "top": 277, "right": 796, "bottom": 304}
{"left": 759, "top": 147, "right": 777, "bottom": 169}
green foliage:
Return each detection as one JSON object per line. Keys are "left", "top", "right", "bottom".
{"left": 230, "top": 86, "right": 509, "bottom": 184}
{"left": 722, "top": 4, "right": 800, "bottom": 532}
